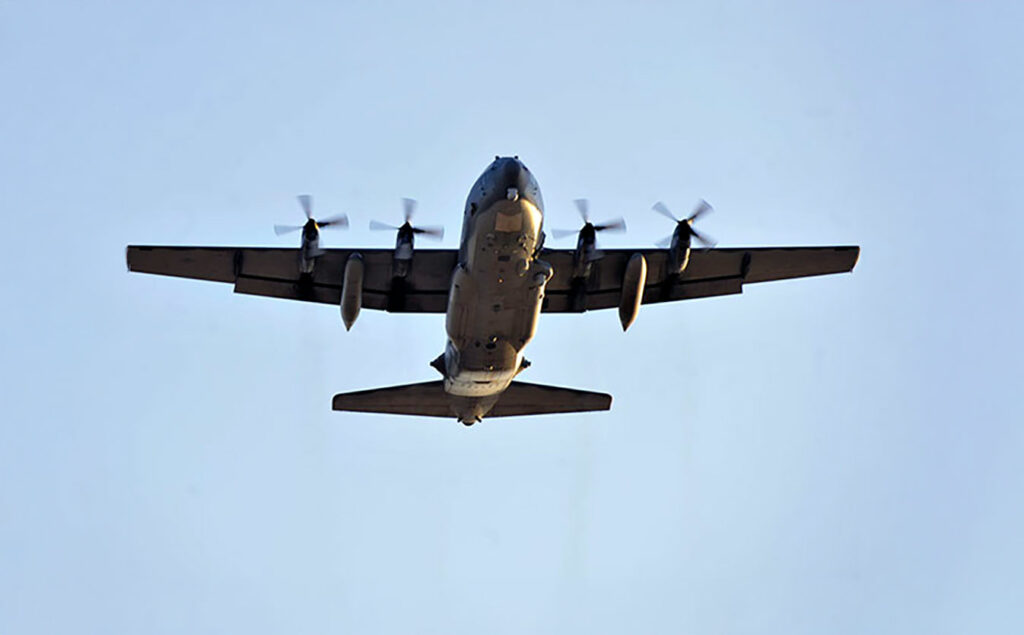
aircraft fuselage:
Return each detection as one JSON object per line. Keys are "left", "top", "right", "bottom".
{"left": 439, "top": 157, "right": 552, "bottom": 423}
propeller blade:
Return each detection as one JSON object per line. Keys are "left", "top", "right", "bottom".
{"left": 586, "top": 248, "right": 605, "bottom": 262}
{"left": 691, "top": 228, "right": 716, "bottom": 249}
{"left": 297, "top": 194, "right": 313, "bottom": 219}
{"left": 652, "top": 201, "right": 679, "bottom": 222}
{"left": 318, "top": 214, "right": 349, "bottom": 229}
{"left": 274, "top": 224, "right": 303, "bottom": 236}
{"left": 594, "top": 217, "right": 627, "bottom": 233}
{"left": 688, "top": 199, "right": 713, "bottom": 222}
{"left": 573, "top": 198, "right": 590, "bottom": 223}
{"left": 369, "top": 220, "right": 398, "bottom": 231}
{"left": 402, "top": 198, "right": 417, "bottom": 223}
{"left": 655, "top": 235, "right": 673, "bottom": 248}
{"left": 413, "top": 225, "right": 445, "bottom": 240}
{"left": 551, "top": 228, "right": 579, "bottom": 240}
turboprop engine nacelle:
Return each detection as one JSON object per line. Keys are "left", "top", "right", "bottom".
{"left": 341, "top": 253, "right": 364, "bottom": 330}
{"left": 618, "top": 253, "right": 647, "bottom": 331}
{"left": 668, "top": 227, "right": 692, "bottom": 277}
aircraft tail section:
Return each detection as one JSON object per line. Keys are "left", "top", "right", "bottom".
{"left": 332, "top": 381, "right": 452, "bottom": 417}
{"left": 488, "top": 382, "right": 612, "bottom": 418}
{"left": 331, "top": 380, "right": 612, "bottom": 421}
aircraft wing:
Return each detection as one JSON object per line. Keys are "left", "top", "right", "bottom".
{"left": 125, "top": 246, "right": 458, "bottom": 312}
{"left": 126, "top": 244, "right": 858, "bottom": 313}
{"left": 538, "top": 246, "right": 860, "bottom": 312}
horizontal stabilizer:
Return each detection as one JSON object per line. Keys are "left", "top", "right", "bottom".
{"left": 332, "top": 380, "right": 612, "bottom": 420}
{"left": 489, "top": 382, "right": 612, "bottom": 417}
{"left": 332, "top": 381, "right": 451, "bottom": 417}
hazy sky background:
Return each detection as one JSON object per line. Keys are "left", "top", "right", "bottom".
{"left": 2, "top": 1, "right": 1022, "bottom": 633}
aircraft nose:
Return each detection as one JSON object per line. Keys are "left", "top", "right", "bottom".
{"left": 501, "top": 158, "right": 523, "bottom": 186}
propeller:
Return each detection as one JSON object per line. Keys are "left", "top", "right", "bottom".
{"left": 653, "top": 199, "right": 715, "bottom": 249}
{"left": 551, "top": 198, "right": 627, "bottom": 239}
{"left": 369, "top": 198, "right": 444, "bottom": 240}
{"left": 274, "top": 195, "right": 349, "bottom": 235}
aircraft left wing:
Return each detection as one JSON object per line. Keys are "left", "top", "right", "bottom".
{"left": 126, "top": 246, "right": 459, "bottom": 312}
{"left": 538, "top": 245, "right": 859, "bottom": 312}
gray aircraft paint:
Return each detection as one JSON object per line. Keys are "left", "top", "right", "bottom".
{"left": 441, "top": 157, "right": 552, "bottom": 423}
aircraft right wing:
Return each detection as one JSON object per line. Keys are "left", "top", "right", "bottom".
{"left": 126, "top": 245, "right": 458, "bottom": 312}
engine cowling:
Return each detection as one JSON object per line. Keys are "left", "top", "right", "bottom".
{"left": 618, "top": 253, "right": 647, "bottom": 331}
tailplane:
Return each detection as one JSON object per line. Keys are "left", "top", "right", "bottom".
{"left": 488, "top": 382, "right": 612, "bottom": 418}
{"left": 332, "top": 381, "right": 611, "bottom": 421}
{"left": 331, "top": 381, "right": 451, "bottom": 417}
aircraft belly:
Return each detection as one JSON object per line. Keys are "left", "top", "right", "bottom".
{"left": 443, "top": 199, "right": 549, "bottom": 398}
{"left": 445, "top": 265, "right": 534, "bottom": 396}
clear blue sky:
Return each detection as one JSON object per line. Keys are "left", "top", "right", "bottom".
{"left": 2, "top": 2, "right": 1022, "bottom": 633}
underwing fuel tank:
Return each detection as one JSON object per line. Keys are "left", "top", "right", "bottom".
{"left": 341, "top": 253, "right": 363, "bottom": 330}
{"left": 618, "top": 253, "right": 647, "bottom": 331}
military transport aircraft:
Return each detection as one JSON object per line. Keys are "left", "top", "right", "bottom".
{"left": 127, "top": 156, "right": 859, "bottom": 425}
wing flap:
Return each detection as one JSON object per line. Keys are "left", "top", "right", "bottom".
{"left": 234, "top": 275, "right": 340, "bottom": 304}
